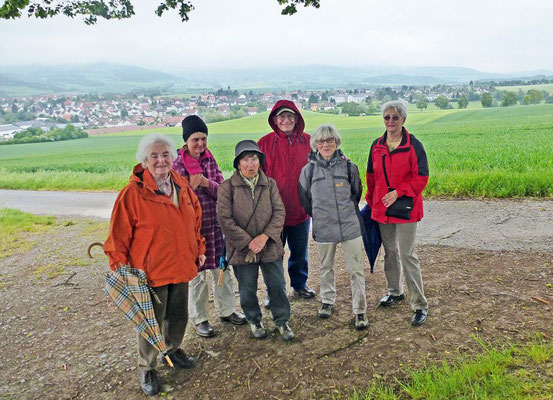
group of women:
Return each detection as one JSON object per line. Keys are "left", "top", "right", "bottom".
{"left": 104, "top": 100, "right": 429, "bottom": 396}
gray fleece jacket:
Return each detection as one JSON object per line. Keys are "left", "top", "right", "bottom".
{"left": 298, "top": 150, "right": 362, "bottom": 243}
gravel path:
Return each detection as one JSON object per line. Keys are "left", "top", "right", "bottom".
{"left": 1, "top": 189, "right": 552, "bottom": 252}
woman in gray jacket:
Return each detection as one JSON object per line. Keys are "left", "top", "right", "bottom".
{"left": 217, "top": 140, "right": 294, "bottom": 340}
{"left": 298, "top": 124, "right": 368, "bottom": 330}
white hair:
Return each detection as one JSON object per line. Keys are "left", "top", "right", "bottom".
{"left": 381, "top": 100, "right": 408, "bottom": 120}
{"left": 310, "top": 124, "right": 342, "bottom": 151}
{"left": 136, "top": 133, "right": 178, "bottom": 167}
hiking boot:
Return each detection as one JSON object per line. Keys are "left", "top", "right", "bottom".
{"left": 355, "top": 313, "right": 369, "bottom": 330}
{"left": 250, "top": 322, "right": 267, "bottom": 339}
{"left": 277, "top": 322, "right": 295, "bottom": 341}
{"left": 411, "top": 310, "right": 428, "bottom": 326}
{"left": 318, "top": 303, "right": 333, "bottom": 319}
{"left": 139, "top": 369, "right": 160, "bottom": 396}
{"left": 160, "top": 349, "right": 196, "bottom": 369}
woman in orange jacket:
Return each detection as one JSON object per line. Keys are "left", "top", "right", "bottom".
{"left": 104, "top": 133, "right": 206, "bottom": 396}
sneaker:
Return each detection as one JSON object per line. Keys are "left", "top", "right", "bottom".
{"left": 250, "top": 322, "right": 267, "bottom": 339}
{"left": 263, "top": 297, "right": 270, "bottom": 309}
{"left": 355, "top": 313, "right": 369, "bottom": 330}
{"left": 277, "top": 322, "right": 295, "bottom": 341}
{"left": 318, "top": 303, "right": 333, "bottom": 319}
{"left": 411, "top": 310, "right": 428, "bottom": 326}
{"left": 379, "top": 293, "right": 405, "bottom": 307}
{"left": 293, "top": 286, "right": 316, "bottom": 299}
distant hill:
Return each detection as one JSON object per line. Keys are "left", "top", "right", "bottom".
{"left": 1, "top": 63, "right": 552, "bottom": 97}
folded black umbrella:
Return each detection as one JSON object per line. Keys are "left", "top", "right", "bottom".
{"left": 359, "top": 205, "right": 382, "bottom": 272}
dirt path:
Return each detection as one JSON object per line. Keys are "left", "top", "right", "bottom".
{"left": 0, "top": 194, "right": 552, "bottom": 399}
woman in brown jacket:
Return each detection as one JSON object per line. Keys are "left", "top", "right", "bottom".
{"left": 217, "top": 140, "right": 294, "bottom": 340}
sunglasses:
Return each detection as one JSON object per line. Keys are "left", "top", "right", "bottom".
{"left": 316, "top": 137, "right": 335, "bottom": 145}
{"left": 384, "top": 115, "right": 401, "bottom": 121}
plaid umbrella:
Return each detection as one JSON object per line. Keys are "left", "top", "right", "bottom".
{"left": 103, "top": 265, "right": 174, "bottom": 368}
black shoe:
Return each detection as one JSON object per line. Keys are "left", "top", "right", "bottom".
{"left": 140, "top": 369, "right": 160, "bottom": 396}
{"left": 195, "top": 321, "right": 215, "bottom": 337}
{"left": 221, "top": 312, "right": 247, "bottom": 325}
{"left": 411, "top": 310, "right": 428, "bottom": 326}
{"left": 379, "top": 293, "right": 405, "bottom": 307}
{"left": 293, "top": 286, "right": 316, "bottom": 299}
{"left": 160, "top": 349, "right": 196, "bottom": 369}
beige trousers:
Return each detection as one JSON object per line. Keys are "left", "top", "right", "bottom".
{"left": 379, "top": 222, "right": 428, "bottom": 311}
{"left": 188, "top": 268, "right": 236, "bottom": 325}
{"left": 318, "top": 236, "right": 367, "bottom": 314}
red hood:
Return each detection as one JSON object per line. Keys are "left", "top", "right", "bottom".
{"left": 268, "top": 100, "right": 305, "bottom": 136}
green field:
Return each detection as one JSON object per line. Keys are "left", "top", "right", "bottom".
{"left": 496, "top": 83, "right": 553, "bottom": 94}
{"left": 1, "top": 104, "right": 552, "bottom": 197}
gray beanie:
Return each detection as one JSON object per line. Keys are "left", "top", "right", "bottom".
{"left": 233, "top": 140, "right": 265, "bottom": 169}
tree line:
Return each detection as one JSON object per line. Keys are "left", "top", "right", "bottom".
{"left": 0, "top": 125, "right": 88, "bottom": 145}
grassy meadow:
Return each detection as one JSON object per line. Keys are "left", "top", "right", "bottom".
{"left": 496, "top": 83, "right": 553, "bottom": 94}
{"left": 346, "top": 336, "right": 553, "bottom": 400}
{"left": 1, "top": 104, "right": 552, "bottom": 197}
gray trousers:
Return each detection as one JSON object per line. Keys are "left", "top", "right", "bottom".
{"left": 233, "top": 259, "right": 290, "bottom": 328}
{"left": 318, "top": 236, "right": 367, "bottom": 314}
{"left": 138, "top": 282, "right": 188, "bottom": 371}
{"left": 379, "top": 222, "right": 428, "bottom": 311}
{"left": 188, "top": 268, "right": 236, "bottom": 325}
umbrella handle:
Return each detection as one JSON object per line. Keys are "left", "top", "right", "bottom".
{"left": 163, "top": 353, "right": 174, "bottom": 368}
{"left": 217, "top": 268, "right": 225, "bottom": 287}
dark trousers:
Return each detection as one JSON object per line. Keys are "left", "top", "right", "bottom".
{"left": 233, "top": 259, "right": 290, "bottom": 328}
{"left": 138, "top": 282, "right": 188, "bottom": 371}
{"left": 281, "top": 218, "right": 310, "bottom": 291}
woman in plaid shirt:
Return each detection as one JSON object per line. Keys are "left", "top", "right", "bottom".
{"left": 173, "top": 115, "right": 246, "bottom": 338}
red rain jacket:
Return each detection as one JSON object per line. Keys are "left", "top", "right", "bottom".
{"left": 365, "top": 128, "right": 429, "bottom": 224}
{"left": 258, "top": 100, "right": 311, "bottom": 226}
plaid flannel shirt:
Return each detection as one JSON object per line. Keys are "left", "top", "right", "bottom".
{"left": 173, "top": 148, "right": 224, "bottom": 271}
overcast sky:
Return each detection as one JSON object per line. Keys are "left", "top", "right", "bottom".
{"left": 1, "top": 0, "right": 552, "bottom": 74}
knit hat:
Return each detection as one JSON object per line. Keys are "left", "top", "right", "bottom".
{"left": 181, "top": 115, "right": 208, "bottom": 142}
{"left": 233, "top": 140, "right": 265, "bottom": 169}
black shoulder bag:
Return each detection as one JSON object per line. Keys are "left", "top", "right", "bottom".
{"left": 381, "top": 154, "right": 413, "bottom": 220}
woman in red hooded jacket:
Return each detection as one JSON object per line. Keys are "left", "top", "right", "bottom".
{"left": 365, "top": 100, "right": 429, "bottom": 327}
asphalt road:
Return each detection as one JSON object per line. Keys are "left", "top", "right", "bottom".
{"left": 1, "top": 189, "right": 552, "bottom": 252}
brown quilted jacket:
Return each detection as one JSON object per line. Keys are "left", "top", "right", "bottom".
{"left": 217, "top": 170, "right": 285, "bottom": 266}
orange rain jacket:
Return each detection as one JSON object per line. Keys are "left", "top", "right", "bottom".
{"left": 104, "top": 164, "right": 206, "bottom": 287}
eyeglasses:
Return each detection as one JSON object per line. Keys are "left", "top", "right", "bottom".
{"left": 316, "top": 137, "right": 336, "bottom": 145}
{"left": 384, "top": 115, "right": 401, "bottom": 121}
{"left": 277, "top": 114, "right": 296, "bottom": 121}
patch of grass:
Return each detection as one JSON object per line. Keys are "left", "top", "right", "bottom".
{"left": 347, "top": 335, "right": 553, "bottom": 400}
{"left": 0, "top": 208, "right": 56, "bottom": 259}
{"left": 32, "top": 257, "right": 92, "bottom": 281}
{"left": 33, "top": 263, "right": 66, "bottom": 280}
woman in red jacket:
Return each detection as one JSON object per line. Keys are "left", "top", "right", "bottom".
{"left": 104, "top": 133, "right": 206, "bottom": 396}
{"left": 365, "top": 100, "right": 429, "bottom": 327}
